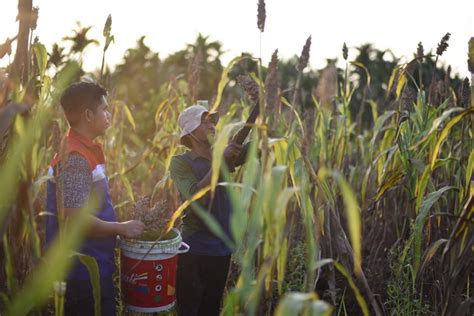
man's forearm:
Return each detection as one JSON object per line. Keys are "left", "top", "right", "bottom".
{"left": 196, "top": 169, "right": 212, "bottom": 190}
{"left": 64, "top": 208, "right": 121, "bottom": 238}
{"left": 87, "top": 216, "right": 122, "bottom": 238}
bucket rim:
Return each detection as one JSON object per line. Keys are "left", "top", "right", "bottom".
{"left": 120, "top": 228, "right": 181, "bottom": 245}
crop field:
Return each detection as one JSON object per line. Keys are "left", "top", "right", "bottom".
{"left": 0, "top": 1, "right": 473, "bottom": 315}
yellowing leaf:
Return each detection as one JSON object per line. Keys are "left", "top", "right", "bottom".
{"left": 123, "top": 104, "right": 136, "bottom": 130}
{"left": 430, "top": 108, "right": 474, "bottom": 169}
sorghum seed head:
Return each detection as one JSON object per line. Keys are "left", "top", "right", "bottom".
{"left": 297, "top": 35, "right": 312, "bottom": 72}
{"left": 342, "top": 42, "right": 348, "bottom": 61}
{"left": 265, "top": 49, "right": 279, "bottom": 111}
{"left": 416, "top": 42, "right": 424, "bottom": 59}
{"left": 257, "top": 0, "right": 266, "bottom": 33}
{"left": 459, "top": 77, "right": 470, "bottom": 107}
{"left": 436, "top": 32, "right": 451, "bottom": 56}
{"left": 237, "top": 75, "right": 260, "bottom": 103}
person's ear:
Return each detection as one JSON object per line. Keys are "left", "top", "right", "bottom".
{"left": 84, "top": 108, "right": 94, "bottom": 123}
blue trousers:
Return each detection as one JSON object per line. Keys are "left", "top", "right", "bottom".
{"left": 65, "top": 277, "right": 116, "bottom": 316}
{"left": 176, "top": 253, "right": 231, "bottom": 316}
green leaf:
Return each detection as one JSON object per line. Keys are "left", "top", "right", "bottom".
{"left": 272, "top": 138, "right": 289, "bottom": 165}
{"left": 275, "top": 292, "right": 333, "bottom": 316}
{"left": 230, "top": 136, "right": 259, "bottom": 249}
{"left": 39, "top": 75, "right": 52, "bottom": 103}
{"left": 427, "top": 107, "right": 464, "bottom": 135}
{"left": 350, "top": 61, "right": 371, "bottom": 87}
{"left": 151, "top": 171, "right": 170, "bottom": 203}
{"left": 415, "top": 165, "right": 432, "bottom": 214}
{"left": 333, "top": 262, "right": 369, "bottom": 316}
{"left": 375, "top": 169, "right": 404, "bottom": 202}
{"left": 308, "top": 300, "right": 334, "bottom": 315}
{"left": 419, "top": 238, "right": 448, "bottom": 274}
{"left": 276, "top": 238, "right": 288, "bottom": 295}
{"left": 2, "top": 237, "right": 15, "bottom": 293}
{"left": 77, "top": 254, "right": 101, "bottom": 316}
{"left": 395, "top": 70, "right": 407, "bottom": 100}
{"left": 165, "top": 185, "right": 211, "bottom": 234}
{"left": 273, "top": 188, "right": 297, "bottom": 293}
{"left": 313, "top": 259, "right": 369, "bottom": 315}
{"left": 210, "top": 55, "right": 248, "bottom": 112}
{"left": 410, "top": 107, "right": 465, "bottom": 150}
{"left": 370, "top": 110, "right": 396, "bottom": 148}
{"left": 430, "top": 108, "right": 474, "bottom": 168}
{"left": 192, "top": 199, "right": 235, "bottom": 251}
{"left": 275, "top": 292, "right": 308, "bottom": 316}
{"left": 413, "top": 186, "right": 456, "bottom": 275}
{"left": 120, "top": 174, "right": 135, "bottom": 203}
{"left": 318, "top": 169, "right": 363, "bottom": 275}
{"left": 465, "top": 149, "right": 474, "bottom": 195}
{"left": 211, "top": 122, "right": 241, "bottom": 193}
{"left": 32, "top": 43, "right": 48, "bottom": 78}
{"left": 368, "top": 100, "right": 378, "bottom": 123}
{"left": 361, "top": 165, "right": 372, "bottom": 208}
{"left": 376, "top": 130, "right": 396, "bottom": 185}
{"left": 313, "top": 258, "right": 335, "bottom": 270}
{"left": 5, "top": 197, "right": 99, "bottom": 315}
{"left": 122, "top": 103, "right": 136, "bottom": 130}
{"left": 333, "top": 171, "right": 362, "bottom": 275}
{"left": 387, "top": 66, "right": 400, "bottom": 96}
{"left": 281, "top": 97, "right": 305, "bottom": 136}
{"left": 154, "top": 99, "right": 170, "bottom": 128}
{"left": 269, "top": 166, "right": 289, "bottom": 216}
{"left": 301, "top": 183, "right": 318, "bottom": 291}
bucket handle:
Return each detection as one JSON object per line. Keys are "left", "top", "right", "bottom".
{"left": 176, "top": 242, "right": 190, "bottom": 254}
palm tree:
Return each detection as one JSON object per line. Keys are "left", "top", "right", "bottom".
{"left": 47, "top": 43, "right": 66, "bottom": 69}
{"left": 62, "top": 22, "right": 99, "bottom": 56}
{"left": 113, "top": 36, "right": 162, "bottom": 105}
{"left": 349, "top": 44, "right": 399, "bottom": 128}
{"left": 187, "top": 33, "right": 224, "bottom": 65}
{"left": 186, "top": 33, "right": 224, "bottom": 100}
{"left": 163, "top": 33, "right": 224, "bottom": 100}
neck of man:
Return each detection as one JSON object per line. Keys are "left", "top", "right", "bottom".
{"left": 71, "top": 125, "right": 98, "bottom": 141}
{"left": 190, "top": 139, "right": 212, "bottom": 161}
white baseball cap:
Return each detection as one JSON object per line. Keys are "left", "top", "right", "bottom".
{"left": 178, "top": 103, "right": 219, "bottom": 142}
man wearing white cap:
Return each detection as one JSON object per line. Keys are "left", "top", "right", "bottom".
{"left": 170, "top": 102, "right": 246, "bottom": 316}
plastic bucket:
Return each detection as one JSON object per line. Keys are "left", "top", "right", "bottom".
{"left": 120, "top": 228, "right": 189, "bottom": 313}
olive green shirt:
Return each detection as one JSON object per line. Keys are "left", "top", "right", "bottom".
{"left": 169, "top": 151, "right": 201, "bottom": 200}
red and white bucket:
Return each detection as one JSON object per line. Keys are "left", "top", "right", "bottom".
{"left": 120, "top": 228, "right": 189, "bottom": 313}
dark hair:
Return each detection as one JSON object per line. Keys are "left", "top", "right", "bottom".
{"left": 60, "top": 81, "right": 107, "bottom": 126}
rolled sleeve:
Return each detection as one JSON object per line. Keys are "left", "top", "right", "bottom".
{"left": 58, "top": 153, "right": 92, "bottom": 209}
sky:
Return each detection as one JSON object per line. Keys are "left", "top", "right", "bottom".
{"left": 1, "top": 0, "right": 473, "bottom": 78}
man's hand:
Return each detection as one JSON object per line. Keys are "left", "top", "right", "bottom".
{"left": 117, "top": 220, "right": 145, "bottom": 238}
{"left": 223, "top": 142, "right": 243, "bottom": 168}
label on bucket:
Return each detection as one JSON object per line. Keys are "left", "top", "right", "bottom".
{"left": 121, "top": 253, "right": 178, "bottom": 311}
